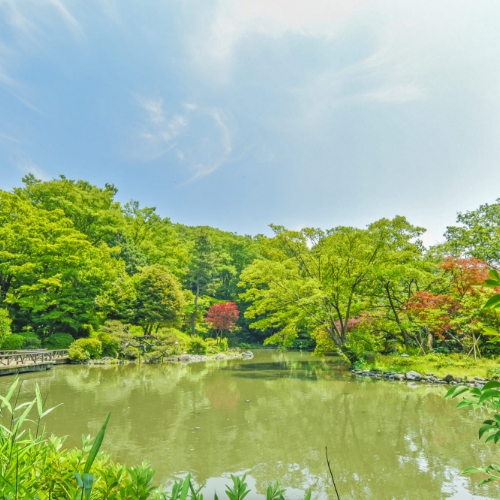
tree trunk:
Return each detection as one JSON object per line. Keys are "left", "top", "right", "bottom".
{"left": 426, "top": 327, "right": 434, "bottom": 351}
{"left": 191, "top": 281, "right": 200, "bottom": 336}
{"left": 385, "top": 282, "right": 410, "bottom": 347}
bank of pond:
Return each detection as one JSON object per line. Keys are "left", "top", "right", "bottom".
{"left": 1, "top": 350, "right": 500, "bottom": 499}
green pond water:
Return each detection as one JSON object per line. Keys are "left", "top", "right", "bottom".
{"left": 1, "top": 350, "right": 499, "bottom": 499}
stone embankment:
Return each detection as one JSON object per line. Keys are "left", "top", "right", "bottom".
{"left": 351, "top": 368, "right": 491, "bottom": 388}
{"left": 88, "top": 351, "right": 254, "bottom": 365}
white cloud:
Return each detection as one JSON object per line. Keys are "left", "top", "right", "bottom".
{"left": 186, "top": 0, "right": 500, "bottom": 129}
{"left": 185, "top": 108, "right": 232, "bottom": 182}
{"left": 132, "top": 96, "right": 233, "bottom": 182}
{"left": 0, "top": 0, "right": 84, "bottom": 110}
{"left": 132, "top": 95, "right": 191, "bottom": 162}
{"left": 15, "top": 156, "right": 48, "bottom": 180}
{"left": 136, "top": 97, "right": 166, "bottom": 125}
{"left": 188, "top": 0, "right": 369, "bottom": 81}
{"left": 46, "top": 0, "right": 84, "bottom": 39}
{"left": 0, "top": 132, "right": 21, "bottom": 143}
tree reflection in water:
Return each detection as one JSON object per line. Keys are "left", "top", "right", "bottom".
{"left": 1, "top": 351, "right": 498, "bottom": 500}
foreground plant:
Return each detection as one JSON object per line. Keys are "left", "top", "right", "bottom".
{"left": 0, "top": 378, "right": 313, "bottom": 499}
{"left": 446, "top": 381, "right": 500, "bottom": 484}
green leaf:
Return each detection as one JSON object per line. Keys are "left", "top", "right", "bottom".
{"left": 489, "top": 269, "right": 500, "bottom": 281}
{"left": 479, "top": 389, "right": 500, "bottom": 404}
{"left": 74, "top": 472, "right": 83, "bottom": 488}
{"left": 456, "top": 400, "right": 473, "bottom": 410}
{"left": 83, "top": 412, "right": 111, "bottom": 474}
{"left": 483, "top": 326, "right": 500, "bottom": 336}
{"left": 1, "top": 378, "right": 19, "bottom": 409}
{"left": 461, "top": 467, "right": 483, "bottom": 475}
{"left": 12, "top": 399, "right": 35, "bottom": 434}
{"left": 486, "top": 280, "right": 499, "bottom": 287}
{"left": 480, "top": 475, "right": 500, "bottom": 485}
{"left": 485, "top": 434, "right": 497, "bottom": 444}
{"left": 35, "top": 385, "right": 43, "bottom": 417}
{"left": 479, "top": 425, "right": 495, "bottom": 439}
{"left": 484, "top": 381, "right": 500, "bottom": 390}
{"left": 484, "top": 295, "right": 500, "bottom": 309}
{"left": 180, "top": 473, "right": 191, "bottom": 500}
{"left": 445, "top": 386, "right": 469, "bottom": 399}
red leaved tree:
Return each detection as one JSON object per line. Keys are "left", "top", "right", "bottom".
{"left": 205, "top": 302, "right": 239, "bottom": 342}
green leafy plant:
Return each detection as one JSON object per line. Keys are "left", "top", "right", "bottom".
{"left": 1, "top": 334, "right": 24, "bottom": 350}
{"left": 188, "top": 336, "right": 208, "bottom": 355}
{"left": 225, "top": 474, "right": 251, "bottom": 500}
{"left": 446, "top": 381, "right": 500, "bottom": 484}
{"left": 68, "top": 338, "right": 102, "bottom": 360}
{"left": 44, "top": 333, "right": 75, "bottom": 350}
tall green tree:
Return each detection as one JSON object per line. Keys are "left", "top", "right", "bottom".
{"left": 186, "top": 229, "right": 220, "bottom": 335}
{"left": 0, "top": 191, "right": 121, "bottom": 336}
{"left": 239, "top": 218, "right": 427, "bottom": 352}
{"left": 14, "top": 174, "right": 124, "bottom": 246}
{"left": 132, "top": 265, "right": 184, "bottom": 334}
{"left": 445, "top": 199, "right": 500, "bottom": 266}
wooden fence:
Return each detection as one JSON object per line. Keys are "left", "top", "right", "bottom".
{"left": 0, "top": 350, "right": 69, "bottom": 366}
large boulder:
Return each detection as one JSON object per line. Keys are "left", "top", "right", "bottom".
{"left": 405, "top": 370, "right": 423, "bottom": 381}
{"left": 178, "top": 355, "right": 191, "bottom": 362}
{"left": 241, "top": 351, "right": 254, "bottom": 358}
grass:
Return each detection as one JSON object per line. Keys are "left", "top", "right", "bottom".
{"left": 366, "top": 353, "right": 500, "bottom": 379}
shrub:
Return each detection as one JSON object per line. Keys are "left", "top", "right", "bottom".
{"left": 19, "top": 332, "right": 42, "bottom": 350}
{"left": 345, "top": 328, "right": 383, "bottom": 361}
{"left": 0, "top": 309, "right": 12, "bottom": 346}
{"left": 97, "top": 332, "right": 120, "bottom": 358}
{"left": 68, "top": 345, "right": 90, "bottom": 362}
{"left": 1, "top": 334, "right": 25, "bottom": 350}
{"left": 188, "top": 336, "right": 208, "bottom": 354}
{"left": 44, "top": 333, "right": 75, "bottom": 350}
{"left": 68, "top": 338, "right": 102, "bottom": 360}
{"left": 205, "top": 338, "right": 219, "bottom": 354}
{"left": 219, "top": 337, "right": 229, "bottom": 352}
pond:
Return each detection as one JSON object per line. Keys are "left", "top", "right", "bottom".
{"left": 1, "top": 350, "right": 499, "bottom": 499}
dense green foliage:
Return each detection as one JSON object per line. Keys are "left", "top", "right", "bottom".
{"left": 0, "top": 379, "right": 312, "bottom": 499}
{"left": 2, "top": 174, "right": 500, "bottom": 361}
{"left": 446, "top": 380, "right": 500, "bottom": 485}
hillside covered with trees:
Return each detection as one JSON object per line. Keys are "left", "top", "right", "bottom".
{"left": 1, "top": 174, "right": 500, "bottom": 362}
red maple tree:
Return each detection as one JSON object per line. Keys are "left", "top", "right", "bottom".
{"left": 439, "top": 257, "right": 489, "bottom": 297}
{"left": 205, "top": 302, "right": 239, "bottom": 340}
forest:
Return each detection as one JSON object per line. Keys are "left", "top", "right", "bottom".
{"left": 1, "top": 174, "right": 500, "bottom": 363}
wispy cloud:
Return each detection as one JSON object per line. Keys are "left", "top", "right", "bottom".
{"left": 132, "top": 96, "right": 233, "bottom": 182}
{"left": 0, "top": 0, "right": 84, "bottom": 110}
{"left": 46, "top": 0, "right": 85, "bottom": 39}
{"left": 0, "top": 132, "right": 21, "bottom": 143}
{"left": 15, "top": 156, "right": 48, "bottom": 180}
{"left": 133, "top": 96, "right": 189, "bottom": 161}
{"left": 185, "top": 108, "right": 232, "bottom": 183}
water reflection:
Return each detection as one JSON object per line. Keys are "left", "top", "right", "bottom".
{"left": 1, "top": 351, "right": 499, "bottom": 499}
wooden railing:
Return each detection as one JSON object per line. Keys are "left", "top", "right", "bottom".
{"left": 0, "top": 350, "right": 69, "bottom": 366}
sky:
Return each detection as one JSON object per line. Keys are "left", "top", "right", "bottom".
{"left": 1, "top": 0, "right": 500, "bottom": 245}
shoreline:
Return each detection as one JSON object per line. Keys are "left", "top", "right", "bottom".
{"left": 351, "top": 368, "right": 490, "bottom": 387}
{"left": 78, "top": 351, "right": 255, "bottom": 366}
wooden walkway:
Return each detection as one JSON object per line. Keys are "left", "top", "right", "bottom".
{"left": 0, "top": 350, "right": 69, "bottom": 376}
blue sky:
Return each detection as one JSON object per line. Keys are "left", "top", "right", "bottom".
{"left": 1, "top": 0, "right": 500, "bottom": 245}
